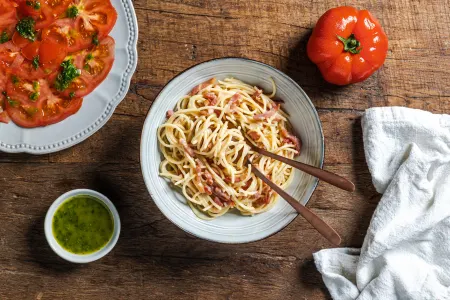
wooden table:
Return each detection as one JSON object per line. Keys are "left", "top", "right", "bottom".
{"left": 1, "top": 0, "right": 449, "bottom": 299}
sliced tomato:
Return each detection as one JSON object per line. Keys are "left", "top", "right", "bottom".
{"left": 70, "top": 0, "right": 117, "bottom": 39}
{"left": 12, "top": 31, "right": 31, "bottom": 48}
{"left": 38, "top": 26, "right": 68, "bottom": 68}
{"left": 0, "top": 69, "right": 7, "bottom": 91}
{"left": 42, "top": 0, "right": 117, "bottom": 52}
{"left": 17, "top": 0, "right": 71, "bottom": 30}
{"left": 21, "top": 40, "right": 40, "bottom": 60}
{"left": 17, "top": 0, "right": 41, "bottom": 18}
{"left": 0, "top": 41, "right": 20, "bottom": 53}
{"left": 51, "top": 36, "right": 114, "bottom": 98}
{"left": 35, "top": 0, "right": 71, "bottom": 30}
{"left": 0, "top": 110, "right": 11, "bottom": 123}
{"left": 5, "top": 75, "right": 82, "bottom": 127}
{"left": 0, "top": 49, "right": 23, "bottom": 71}
{"left": 17, "top": 59, "right": 48, "bottom": 80}
{"left": 5, "top": 74, "right": 43, "bottom": 126}
{"left": 0, "top": 72, "right": 10, "bottom": 123}
{"left": 0, "top": 0, "right": 18, "bottom": 40}
{"left": 42, "top": 19, "right": 90, "bottom": 53}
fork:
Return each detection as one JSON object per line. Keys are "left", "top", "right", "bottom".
{"left": 248, "top": 158, "right": 342, "bottom": 245}
{"left": 246, "top": 140, "right": 355, "bottom": 192}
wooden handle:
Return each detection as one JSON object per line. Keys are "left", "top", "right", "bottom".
{"left": 250, "top": 163, "right": 342, "bottom": 246}
{"left": 252, "top": 147, "right": 355, "bottom": 192}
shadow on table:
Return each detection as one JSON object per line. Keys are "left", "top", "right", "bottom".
{"left": 280, "top": 29, "right": 344, "bottom": 106}
{"left": 349, "top": 117, "right": 381, "bottom": 246}
{"left": 27, "top": 214, "right": 79, "bottom": 272}
{"left": 299, "top": 259, "right": 333, "bottom": 300}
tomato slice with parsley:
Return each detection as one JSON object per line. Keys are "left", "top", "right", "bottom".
{"left": 5, "top": 75, "right": 82, "bottom": 127}
{"left": 69, "top": 0, "right": 117, "bottom": 38}
{"left": 50, "top": 36, "right": 114, "bottom": 98}
{"left": 17, "top": 0, "right": 41, "bottom": 18}
{"left": 39, "top": 28, "right": 68, "bottom": 68}
{"left": 0, "top": 0, "right": 18, "bottom": 43}
{"left": 1, "top": 0, "right": 115, "bottom": 128}
{"left": 0, "top": 71, "right": 10, "bottom": 123}
{"left": 20, "top": 40, "right": 40, "bottom": 60}
{"left": 17, "top": 0, "right": 71, "bottom": 30}
{"left": 42, "top": 0, "right": 117, "bottom": 52}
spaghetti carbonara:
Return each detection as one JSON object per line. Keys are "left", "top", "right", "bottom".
{"left": 158, "top": 78, "right": 301, "bottom": 219}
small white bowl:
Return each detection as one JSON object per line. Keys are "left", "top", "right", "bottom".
{"left": 44, "top": 189, "right": 121, "bottom": 263}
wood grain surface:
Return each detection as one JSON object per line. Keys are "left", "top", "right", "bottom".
{"left": 1, "top": 0, "right": 449, "bottom": 299}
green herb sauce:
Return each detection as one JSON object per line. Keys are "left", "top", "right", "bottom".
{"left": 52, "top": 195, "right": 114, "bottom": 255}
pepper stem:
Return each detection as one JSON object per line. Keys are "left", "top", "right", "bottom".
{"left": 337, "top": 34, "right": 362, "bottom": 54}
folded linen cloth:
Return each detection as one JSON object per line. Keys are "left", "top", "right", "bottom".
{"left": 313, "top": 107, "right": 450, "bottom": 300}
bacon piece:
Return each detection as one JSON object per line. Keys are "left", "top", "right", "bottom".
{"left": 190, "top": 78, "right": 216, "bottom": 95}
{"left": 213, "top": 187, "right": 231, "bottom": 202}
{"left": 264, "top": 192, "right": 272, "bottom": 204}
{"left": 281, "top": 127, "right": 301, "bottom": 153}
{"left": 242, "top": 180, "right": 252, "bottom": 190}
{"left": 194, "top": 159, "right": 205, "bottom": 192}
{"left": 252, "top": 192, "right": 261, "bottom": 199}
{"left": 228, "top": 93, "right": 242, "bottom": 112}
{"left": 166, "top": 109, "right": 174, "bottom": 118}
{"left": 195, "top": 159, "right": 203, "bottom": 174}
{"left": 179, "top": 138, "right": 195, "bottom": 157}
{"left": 204, "top": 92, "right": 218, "bottom": 106}
{"left": 204, "top": 171, "right": 214, "bottom": 186}
{"left": 204, "top": 185, "right": 213, "bottom": 195}
{"left": 224, "top": 176, "right": 241, "bottom": 183}
{"left": 247, "top": 131, "right": 260, "bottom": 141}
{"left": 212, "top": 197, "right": 224, "bottom": 207}
{"left": 254, "top": 104, "right": 280, "bottom": 121}
{"left": 252, "top": 87, "right": 262, "bottom": 100}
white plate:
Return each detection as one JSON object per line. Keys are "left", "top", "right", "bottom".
{"left": 0, "top": 0, "right": 138, "bottom": 154}
{"left": 141, "top": 58, "right": 324, "bottom": 244}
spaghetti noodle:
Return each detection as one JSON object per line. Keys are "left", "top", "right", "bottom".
{"left": 158, "top": 78, "right": 301, "bottom": 219}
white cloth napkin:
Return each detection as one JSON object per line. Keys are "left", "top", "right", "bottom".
{"left": 313, "top": 107, "right": 450, "bottom": 300}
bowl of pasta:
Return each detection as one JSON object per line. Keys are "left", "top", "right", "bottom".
{"left": 141, "top": 58, "right": 324, "bottom": 243}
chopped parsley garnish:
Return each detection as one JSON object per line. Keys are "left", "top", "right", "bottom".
{"left": 86, "top": 53, "right": 93, "bottom": 61}
{"left": 11, "top": 75, "right": 19, "bottom": 86}
{"left": 32, "top": 56, "right": 40, "bottom": 70}
{"left": 7, "top": 98, "right": 19, "bottom": 107}
{"left": 16, "top": 17, "right": 36, "bottom": 41}
{"left": 66, "top": 6, "right": 79, "bottom": 18}
{"left": 26, "top": 0, "right": 40, "bottom": 9}
{"left": 69, "top": 91, "right": 75, "bottom": 99}
{"left": 29, "top": 92, "right": 39, "bottom": 101}
{"left": 2, "top": 92, "right": 19, "bottom": 107}
{"left": 33, "top": 81, "right": 39, "bottom": 91}
{"left": 83, "top": 64, "right": 89, "bottom": 70}
{"left": 54, "top": 60, "right": 80, "bottom": 91}
{"left": 24, "top": 106, "right": 39, "bottom": 116}
{"left": 0, "top": 31, "right": 9, "bottom": 44}
{"left": 92, "top": 34, "right": 99, "bottom": 46}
